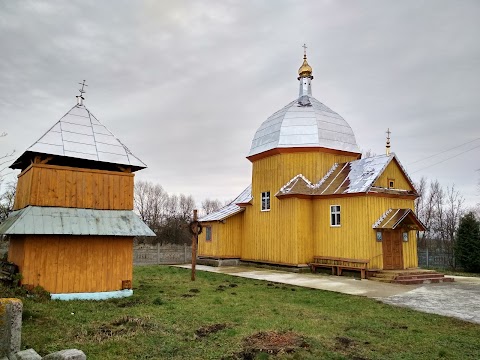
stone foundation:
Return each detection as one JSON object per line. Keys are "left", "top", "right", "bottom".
{"left": 197, "top": 258, "right": 240, "bottom": 267}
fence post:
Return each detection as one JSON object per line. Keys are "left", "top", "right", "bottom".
{"left": 184, "top": 243, "right": 187, "bottom": 263}
{"left": 157, "top": 242, "right": 160, "bottom": 265}
{"left": 426, "top": 248, "right": 429, "bottom": 268}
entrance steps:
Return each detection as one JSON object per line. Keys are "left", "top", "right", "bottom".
{"left": 369, "top": 269, "right": 454, "bottom": 285}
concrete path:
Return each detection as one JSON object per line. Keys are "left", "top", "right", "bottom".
{"left": 177, "top": 265, "right": 480, "bottom": 324}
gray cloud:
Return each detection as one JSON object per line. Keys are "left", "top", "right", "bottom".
{"left": 1, "top": 0, "right": 479, "bottom": 206}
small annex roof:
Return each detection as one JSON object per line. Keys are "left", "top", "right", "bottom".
{"left": 278, "top": 153, "right": 417, "bottom": 197}
{"left": 373, "top": 208, "right": 427, "bottom": 231}
{"left": 0, "top": 206, "right": 156, "bottom": 236}
{"left": 199, "top": 185, "right": 252, "bottom": 222}
{"left": 10, "top": 103, "right": 147, "bottom": 171}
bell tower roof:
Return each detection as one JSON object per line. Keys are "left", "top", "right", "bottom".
{"left": 10, "top": 85, "right": 147, "bottom": 171}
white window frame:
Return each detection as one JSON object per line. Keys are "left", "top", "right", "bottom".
{"left": 261, "top": 191, "right": 270, "bottom": 212}
{"left": 205, "top": 226, "right": 212, "bottom": 241}
{"left": 330, "top": 205, "right": 341, "bottom": 227}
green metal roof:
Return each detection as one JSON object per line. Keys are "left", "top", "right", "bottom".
{"left": 0, "top": 206, "right": 155, "bottom": 236}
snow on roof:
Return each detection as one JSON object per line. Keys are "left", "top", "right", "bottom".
{"left": 372, "top": 208, "right": 426, "bottom": 231}
{"left": 278, "top": 154, "right": 417, "bottom": 197}
{"left": 10, "top": 103, "right": 147, "bottom": 171}
{"left": 199, "top": 185, "right": 252, "bottom": 222}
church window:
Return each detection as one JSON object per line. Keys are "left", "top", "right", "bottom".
{"left": 388, "top": 179, "right": 395, "bottom": 189}
{"left": 206, "top": 226, "right": 212, "bottom": 241}
{"left": 261, "top": 191, "right": 270, "bottom": 211}
{"left": 330, "top": 205, "right": 341, "bottom": 226}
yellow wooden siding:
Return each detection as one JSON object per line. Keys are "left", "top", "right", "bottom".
{"left": 14, "top": 164, "right": 134, "bottom": 210}
{"left": 295, "top": 198, "right": 314, "bottom": 264}
{"left": 198, "top": 150, "right": 418, "bottom": 269}
{"left": 14, "top": 169, "right": 33, "bottom": 210}
{"left": 8, "top": 235, "right": 133, "bottom": 294}
{"left": 7, "top": 236, "right": 25, "bottom": 270}
{"left": 243, "top": 151, "right": 358, "bottom": 265}
{"left": 374, "top": 160, "right": 413, "bottom": 191}
{"left": 312, "top": 196, "right": 417, "bottom": 269}
{"left": 198, "top": 213, "right": 243, "bottom": 258}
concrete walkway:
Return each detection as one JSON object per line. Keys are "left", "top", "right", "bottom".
{"left": 177, "top": 264, "right": 480, "bottom": 324}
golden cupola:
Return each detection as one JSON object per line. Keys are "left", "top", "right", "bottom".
{"left": 298, "top": 46, "right": 313, "bottom": 79}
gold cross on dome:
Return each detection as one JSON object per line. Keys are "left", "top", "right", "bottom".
{"left": 302, "top": 43, "right": 307, "bottom": 57}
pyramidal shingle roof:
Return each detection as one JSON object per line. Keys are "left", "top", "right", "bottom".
{"left": 11, "top": 103, "right": 147, "bottom": 171}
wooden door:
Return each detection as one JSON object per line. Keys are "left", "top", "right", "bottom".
{"left": 382, "top": 231, "right": 404, "bottom": 270}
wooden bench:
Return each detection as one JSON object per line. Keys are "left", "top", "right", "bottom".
{"left": 0, "top": 260, "right": 19, "bottom": 285}
{"left": 308, "top": 256, "right": 369, "bottom": 279}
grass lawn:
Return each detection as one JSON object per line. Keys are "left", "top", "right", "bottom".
{"left": 2, "top": 265, "right": 479, "bottom": 360}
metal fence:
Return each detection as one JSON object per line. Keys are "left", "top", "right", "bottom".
{"left": 417, "top": 249, "right": 455, "bottom": 269}
{"left": 133, "top": 243, "right": 192, "bottom": 265}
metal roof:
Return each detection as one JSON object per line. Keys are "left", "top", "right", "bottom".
{"left": 199, "top": 185, "right": 252, "bottom": 222}
{"left": 278, "top": 154, "right": 417, "bottom": 197}
{"left": 10, "top": 103, "right": 147, "bottom": 171}
{"left": 0, "top": 206, "right": 155, "bottom": 236}
{"left": 373, "top": 208, "right": 427, "bottom": 231}
{"left": 248, "top": 95, "right": 360, "bottom": 157}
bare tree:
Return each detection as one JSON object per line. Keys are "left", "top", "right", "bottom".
{"left": 134, "top": 180, "right": 166, "bottom": 227}
{"left": 415, "top": 178, "right": 442, "bottom": 248}
{"left": 416, "top": 178, "right": 465, "bottom": 268}
{"left": 134, "top": 180, "right": 197, "bottom": 245}
{"left": 178, "top": 194, "right": 195, "bottom": 221}
{"left": 361, "top": 149, "right": 377, "bottom": 158}
{"left": 201, "top": 198, "right": 223, "bottom": 216}
{"left": 0, "top": 180, "right": 16, "bottom": 222}
{"left": 436, "top": 185, "right": 464, "bottom": 268}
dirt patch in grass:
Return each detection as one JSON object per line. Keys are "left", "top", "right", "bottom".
{"left": 78, "top": 316, "right": 156, "bottom": 343}
{"left": 333, "top": 336, "right": 370, "bottom": 359}
{"left": 335, "top": 336, "right": 356, "bottom": 350}
{"left": 195, "top": 323, "right": 229, "bottom": 338}
{"left": 226, "top": 331, "right": 308, "bottom": 359}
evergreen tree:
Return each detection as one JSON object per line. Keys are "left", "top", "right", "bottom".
{"left": 454, "top": 212, "right": 480, "bottom": 272}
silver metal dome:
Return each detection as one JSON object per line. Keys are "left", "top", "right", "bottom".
{"left": 248, "top": 57, "right": 360, "bottom": 157}
{"left": 248, "top": 95, "right": 360, "bottom": 157}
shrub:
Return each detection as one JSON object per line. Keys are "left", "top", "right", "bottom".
{"left": 454, "top": 212, "right": 480, "bottom": 272}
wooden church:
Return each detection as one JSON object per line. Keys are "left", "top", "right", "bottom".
{"left": 0, "top": 86, "right": 155, "bottom": 300}
{"left": 198, "top": 50, "right": 426, "bottom": 271}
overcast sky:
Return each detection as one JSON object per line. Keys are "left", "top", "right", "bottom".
{"left": 1, "top": 0, "right": 479, "bottom": 208}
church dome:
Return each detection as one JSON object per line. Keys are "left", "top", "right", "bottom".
{"left": 298, "top": 58, "right": 312, "bottom": 78}
{"left": 248, "top": 52, "right": 360, "bottom": 158}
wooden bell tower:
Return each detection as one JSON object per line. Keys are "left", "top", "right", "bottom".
{"left": 0, "top": 85, "right": 155, "bottom": 300}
